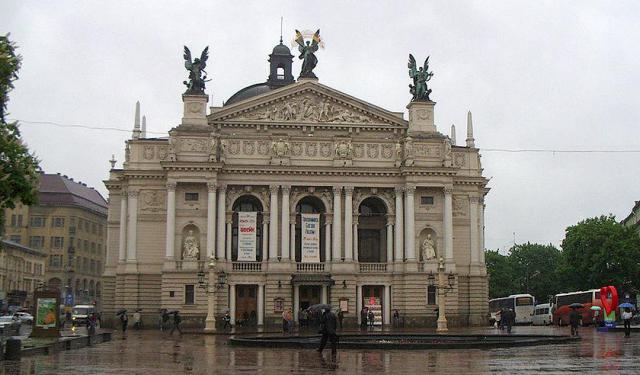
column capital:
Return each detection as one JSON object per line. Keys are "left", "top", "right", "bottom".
{"left": 343, "top": 186, "right": 354, "bottom": 194}
{"left": 269, "top": 184, "right": 279, "bottom": 194}
{"left": 469, "top": 195, "right": 481, "bottom": 204}
{"left": 127, "top": 188, "right": 140, "bottom": 198}
{"left": 281, "top": 185, "right": 291, "bottom": 194}
{"left": 207, "top": 182, "right": 217, "bottom": 192}
{"left": 444, "top": 185, "right": 454, "bottom": 195}
{"left": 218, "top": 183, "right": 227, "bottom": 191}
{"left": 404, "top": 184, "right": 416, "bottom": 194}
{"left": 394, "top": 186, "right": 404, "bottom": 195}
{"left": 166, "top": 182, "right": 177, "bottom": 191}
{"left": 332, "top": 185, "right": 343, "bottom": 194}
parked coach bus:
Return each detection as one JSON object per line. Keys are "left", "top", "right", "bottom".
{"left": 488, "top": 294, "right": 535, "bottom": 325}
{"left": 552, "top": 289, "right": 603, "bottom": 326}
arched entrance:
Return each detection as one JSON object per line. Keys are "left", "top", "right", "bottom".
{"left": 231, "top": 195, "right": 264, "bottom": 261}
{"left": 294, "top": 196, "right": 327, "bottom": 262}
{"left": 357, "top": 197, "right": 388, "bottom": 262}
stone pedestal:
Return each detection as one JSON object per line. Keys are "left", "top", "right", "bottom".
{"left": 407, "top": 100, "right": 436, "bottom": 134}
{"left": 181, "top": 94, "right": 209, "bottom": 128}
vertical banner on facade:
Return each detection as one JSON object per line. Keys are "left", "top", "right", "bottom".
{"left": 238, "top": 212, "right": 257, "bottom": 261}
{"left": 301, "top": 213, "right": 321, "bottom": 262}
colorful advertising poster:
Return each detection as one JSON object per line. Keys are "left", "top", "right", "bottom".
{"left": 36, "top": 297, "right": 57, "bottom": 329}
{"left": 301, "top": 213, "right": 320, "bottom": 262}
{"left": 237, "top": 212, "right": 257, "bottom": 261}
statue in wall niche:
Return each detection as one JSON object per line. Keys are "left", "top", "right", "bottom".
{"left": 271, "top": 138, "right": 290, "bottom": 157}
{"left": 208, "top": 137, "right": 218, "bottom": 162}
{"left": 421, "top": 234, "right": 437, "bottom": 261}
{"left": 182, "top": 230, "right": 200, "bottom": 260}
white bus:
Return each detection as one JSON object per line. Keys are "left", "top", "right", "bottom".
{"left": 488, "top": 294, "right": 535, "bottom": 325}
{"left": 532, "top": 303, "right": 552, "bottom": 326}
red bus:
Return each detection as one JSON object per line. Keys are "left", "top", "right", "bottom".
{"left": 552, "top": 289, "right": 603, "bottom": 326}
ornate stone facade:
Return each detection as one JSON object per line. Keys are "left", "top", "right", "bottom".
{"left": 103, "top": 52, "right": 489, "bottom": 329}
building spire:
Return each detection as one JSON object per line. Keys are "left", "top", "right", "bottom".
{"left": 132, "top": 101, "right": 141, "bottom": 139}
{"left": 109, "top": 154, "right": 117, "bottom": 169}
{"left": 280, "top": 17, "right": 283, "bottom": 44}
{"left": 466, "top": 110, "right": 475, "bottom": 148}
{"left": 141, "top": 115, "right": 147, "bottom": 138}
{"left": 450, "top": 124, "right": 457, "bottom": 146}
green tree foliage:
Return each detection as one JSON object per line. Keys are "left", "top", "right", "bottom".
{"left": 561, "top": 215, "right": 640, "bottom": 293}
{"left": 485, "top": 250, "right": 515, "bottom": 299}
{"left": 509, "top": 242, "right": 562, "bottom": 303}
{"left": 0, "top": 34, "right": 40, "bottom": 213}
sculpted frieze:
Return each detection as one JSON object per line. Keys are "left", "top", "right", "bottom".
{"left": 353, "top": 143, "right": 364, "bottom": 158}
{"left": 334, "top": 140, "right": 353, "bottom": 159}
{"left": 143, "top": 146, "right": 154, "bottom": 160}
{"left": 366, "top": 144, "right": 380, "bottom": 159}
{"left": 291, "top": 142, "right": 303, "bottom": 156}
{"left": 305, "top": 142, "right": 318, "bottom": 157}
{"left": 243, "top": 141, "right": 256, "bottom": 155}
{"left": 180, "top": 138, "right": 207, "bottom": 152}
{"left": 381, "top": 144, "right": 393, "bottom": 159}
{"left": 452, "top": 195, "right": 468, "bottom": 217}
{"left": 257, "top": 141, "right": 269, "bottom": 155}
{"left": 140, "top": 190, "right": 166, "bottom": 212}
{"left": 228, "top": 140, "right": 240, "bottom": 155}
{"left": 454, "top": 153, "right": 465, "bottom": 167}
{"left": 320, "top": 143, "right": 332, "bottom": 158}
{"left": 157, "top": 146, "right": 168, "bottom": 161}
{"left": 233, "top": 93, "right": 375, "bottom": 124}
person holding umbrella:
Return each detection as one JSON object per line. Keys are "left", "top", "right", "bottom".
{"left": 619, "top": 302, "right": 635, "bottom": 337}
{"left": 317, "top": 308, "right": 339, "bottom": 357}
{"left": 569, "top": 303, "right": 583, "bottom": 336}
{"left": 116, "top": 309, "right": 128, "bottom": 336}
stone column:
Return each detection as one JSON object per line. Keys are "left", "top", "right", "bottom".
{"left": 216, "top": 185, "right": 226, "bottom": 259}
{"left": 332, "top": 186, "right": 342, "bottom": 261}
{"left": 321, "top": 285, "right": 328, "bottom": 304}
{"left": 479, "top": 198, "right": 486, "bottom": 264}
{"left": 262, "top": 219, "right": 269, "bottom": 262}
{"left": 281, "top": 186, "right": 290, "bottom": 261}
{"left": 293, "top": 284, "right": 300, "bottom": 322}
{"left": 290, "top": 222, "right": 296, "bottom": 261}
{"left": 257, "top": 284, "right": 264, "bottom": 326}
{"left": 394, "top": 187, "right": 404, "bottom": 262}
{"left": 269, "top": 185, "right": 279, "bottom": 261}
{"left": 324, "top": 222, "right": 331, "bottom": 262}
{"left": 404, "top": 185, "right": 416, "bottom": 262}
{"left": 344, "top": 186, "right": 353, "bottom": 261}
{"left": 206, "top": 182, "right": 217, "bottom": 259}
{"left": 118, "top": 191, "right": 127, "bottom": 263}
{"left": 469, "top": 196, "right": 480, "bottom": 265}
{"left": 229, "top": 284, "right": 236, "bottom": 325}
{"left": 126, "top": 189, "right": 139, "bottom": 262}
{"left": 384, "top": 284, "right": 391, "bottom": 325}
{"left": 386, "top": 220, "right": 393, "bottom": 263}
{"left": 226, "top": 219, "right": 232, "bottom": 260}
{"left": 353, "top": 217, "right": 359, "bottom": 262}
{"left": 165, "top": 183, "right": 176, "bottom": 260}
{"left": 444, "top": 186, "right": 454, "bottom": 260}
{"left": 356, "top": 284, "right": 363, "bottom": 325}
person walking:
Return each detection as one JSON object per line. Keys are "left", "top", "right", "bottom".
{"left": 337, "top": 309, "right": 344, "bottom": 330}
{"left": 622, "top": 308, "right": 633, "bottom": 337}
{"left": 170, "top": 311, "right": 183, "bottom": 336}
{"left": 360, "top": 307, "right": 368, "bottom": 330}
{"left": 120, "top": 311, "right": 129, "bottom": 335}
{"left": 496, "top": 309, "right": 503, "bottom": 330}
{"left": 223, "top": 311, "right": 232, "bottom": 329}
{"left": 159, "top": 309, "right": 166, "bottom": 331}
{"left": 317, "top": 308, "right": 339, "bottom": 357}
{"left": 368, "top": 309, "right": 375, "bottom": 329}
{"left": 569, "top": 308, "right": 581, "bottom": 336}
{"left": 285, "top": 308, "right": 293, "bottom": 332}
{"left": 504, "top": 308, "right": 514, "bottom": 333}
{"left": 393, "top": 309, "right": 400, "bottom": 328}
{"left": 133, "top": 310, "right": 141, "bottom": 330}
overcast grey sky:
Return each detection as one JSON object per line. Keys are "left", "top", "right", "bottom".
{"left": 2, "top": 1, "right": 639, "bottom": 252}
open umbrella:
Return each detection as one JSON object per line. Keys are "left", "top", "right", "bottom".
{"left": 619, "top": 303, "right": 635, "bottom": 309}
{"left": 569, "top": 303, "right": 583, "bottom": 309}
{"left": 306, "top": 304, "right": 332, "bottom": 313}
{"left": 590, "top": 306, "right": 602, "bottom": 311}
{"left": 116, "top": 309, "right": 127, "bottom": 315}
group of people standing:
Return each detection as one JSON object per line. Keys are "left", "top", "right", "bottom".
{"left": 495, "top": 308, "right": 516, "bottom": 333}
{"left": 359, "top": 307, "right": 377, "bottom": 329}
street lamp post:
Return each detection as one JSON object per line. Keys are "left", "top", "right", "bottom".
{"left": 428, "top": 257, "right": 456, "bottom": 333}
{"left": 198, "top": 256, "right": 226, "bottom": 333}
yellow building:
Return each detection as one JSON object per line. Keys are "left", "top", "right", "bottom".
{"left": 0, "top": 239, "right": 46, "bottom": 309}
{"left": 2, "top": 173, "right": 108, "bottom": 308}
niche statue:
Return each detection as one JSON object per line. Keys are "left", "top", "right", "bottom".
{"left": 182, "top": 230, "right": 200, "bottom": 260}
{"left": 421, "top": 233, "right": 436, "bottom": 261}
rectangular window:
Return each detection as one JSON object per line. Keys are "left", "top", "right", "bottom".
{"left": 49, "top": 255, "right": 62, "bottom": 267}
{"left": 9, "top": 235, "right": 21, "bottom": 244}
{"left": 51, "top": 237, "right": 64, "bottom": 249}
{"left": 185, "top": 285, "right": 195, "bottom": 305}
{"left": 91, "top": 242, "right": 96, "bottom": 252}
{"left": 17, "top": 215, "right": 23, "bottom": 227}
{"left": 92, "top": 223, "right": 97, "bottom": 234}
{"left": 90, "top": 260, "right": 96, "bottom": 273}
{"left": 185, "top": 192, "right": 199, "bottom": 202}
{"left": 52, "top": 217, "right": 65, "bottom": 227}
{"left": 84, "top": 240, "right": 88, "bottom": 250}
{"left": 29, "top": 236, "right": 44, "bottom": 249}
{"left": 11, "top": 215, "right": 16, "bottom": 227}
{"left": 421, "top": 196, "right": 434, "bottom": 205}
{"left": 427, "top": 285, "right": 437, "bottom": 305}
{"left": 78, "top": 219, "right": 83, "bottom": 231}
{"left": 30, "top": 216, "right": 46, "bottom": 227}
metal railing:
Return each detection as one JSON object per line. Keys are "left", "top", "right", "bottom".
{"left": 359, "top": 262, "right": 388, "bottom": 273}
{"left": 232, "top": 262, "right": 262, "bottom": 272}
{"left": 296, "top": 263, "right": 325, "bottom": 272}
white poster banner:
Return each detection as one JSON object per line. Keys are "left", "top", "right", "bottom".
{"left": 237, "top": 212, "right": 257, "bottom": 261}
{"left": 301, "top": 213, "right": 321, "bottom": 263}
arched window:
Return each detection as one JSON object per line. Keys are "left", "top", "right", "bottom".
{"left": 232, "top": 195, "right": 264, "bottom": 261}
{"left": 277, "top": 66, "right": 285, "bottom": 80}
{"left": 357, "top": 197, "right": 388, "bottom": 262}
{"left": 295, "top": 196, "right": 326, "bottom": 262}
{"left": 48, "top": 277, "right": 62, "bottom": 291}
{"left": 89, "top": 280, "right": 95, "bottom": 297}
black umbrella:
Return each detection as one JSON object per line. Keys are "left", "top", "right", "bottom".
{"left": 569, "top": 303, "right": 583, "bottom": 309}
{"left": 306, "top": 304, "right": 332, "bottom": 313}
{"left": 116, "top": 309, "right": 127, "bottom": 315}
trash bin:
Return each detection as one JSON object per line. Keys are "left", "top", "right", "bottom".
{"left": 5, "top": 338, "right": 21, "bottom": 360}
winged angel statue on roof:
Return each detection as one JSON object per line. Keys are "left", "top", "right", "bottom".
{"left": 183, "top": 46, "right": 210, "bottom": 94}
{"left": 294, "top": 29, "right": 322, "bottom": 78}
{"left": 408, "top": 54, "right": 434, "bottom": 101}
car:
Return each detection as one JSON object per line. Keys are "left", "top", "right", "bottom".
{"left": 14, "top": 312, "right": 34, "bottom": 324}
{"left": 72, "top": 305, "right": 96, "bottom": 326}
{"left": 0, "top": 315, "right": 22, "bottom": 335}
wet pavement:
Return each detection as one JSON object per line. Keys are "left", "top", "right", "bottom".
{"left": 3, "top": 325, "right": 640, "bottom": 374}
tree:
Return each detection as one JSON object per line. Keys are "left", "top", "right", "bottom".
{"left": 508, "top": 242, "right": 562, "bottom": 303}
{"left": 0, "top": 34, "right": 40, "bottom": 215}
{"left": 561, "top": 215, "right": 640, "bottom": 293}
{"left": 485, "top": 250, "right": 516, "bottom": 299}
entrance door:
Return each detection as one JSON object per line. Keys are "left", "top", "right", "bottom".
{"left": 362, "top": 285, "right": 384, "bottom": 325}
{"left": 299, "top": 285, "right": 322, "bottom": 310}
{"left": 235, "top": 285, "right": 258, "bottom": 322}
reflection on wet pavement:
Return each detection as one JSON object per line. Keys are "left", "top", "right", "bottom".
{"left": 3, "top": 326, "right": 640, "bottom": 374}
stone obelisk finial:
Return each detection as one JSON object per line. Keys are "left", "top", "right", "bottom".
{"left": 141, "top": 115, "right": 147, "bottom": 138}
{"left": 466, "top": 110, "right": 475, "bottom": 148}
{"left": 132, "top": 101, "right": 141, "bottom": 139}
{"left": 450, "top": 124, "right": 457, "bottom": 146}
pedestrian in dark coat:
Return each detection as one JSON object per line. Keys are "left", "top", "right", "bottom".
{"left": 569, "top": 309, "right": 581, "bottom": 336}
{"left": 504, "top": 309, "right": 514, "bottom": 333}
{"left": 360, "top": 307, "right": 368, "bottom": 329}
{"left": 368, "top": 310, "right": 375, "bottom": 328}
{"left": 170, "top": 311, "right": 183, "bottom": 335}
{"left": 120, "top": 312, "right": 129, "bottom": 334}
{"left": 317, "top": 309, "right": 339, "bottom": 356}
{"left": 337, "top": 309, "right": 344, "bottom": 330}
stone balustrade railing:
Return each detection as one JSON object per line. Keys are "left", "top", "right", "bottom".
{"left": 359, "top": 262, "right": 387, "bottom": 273}
{"left": 232, "top": 262, "right": 262, "bottom": 272}
{"left": 296, "top": 263, "right": 325, "bottom": 272}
